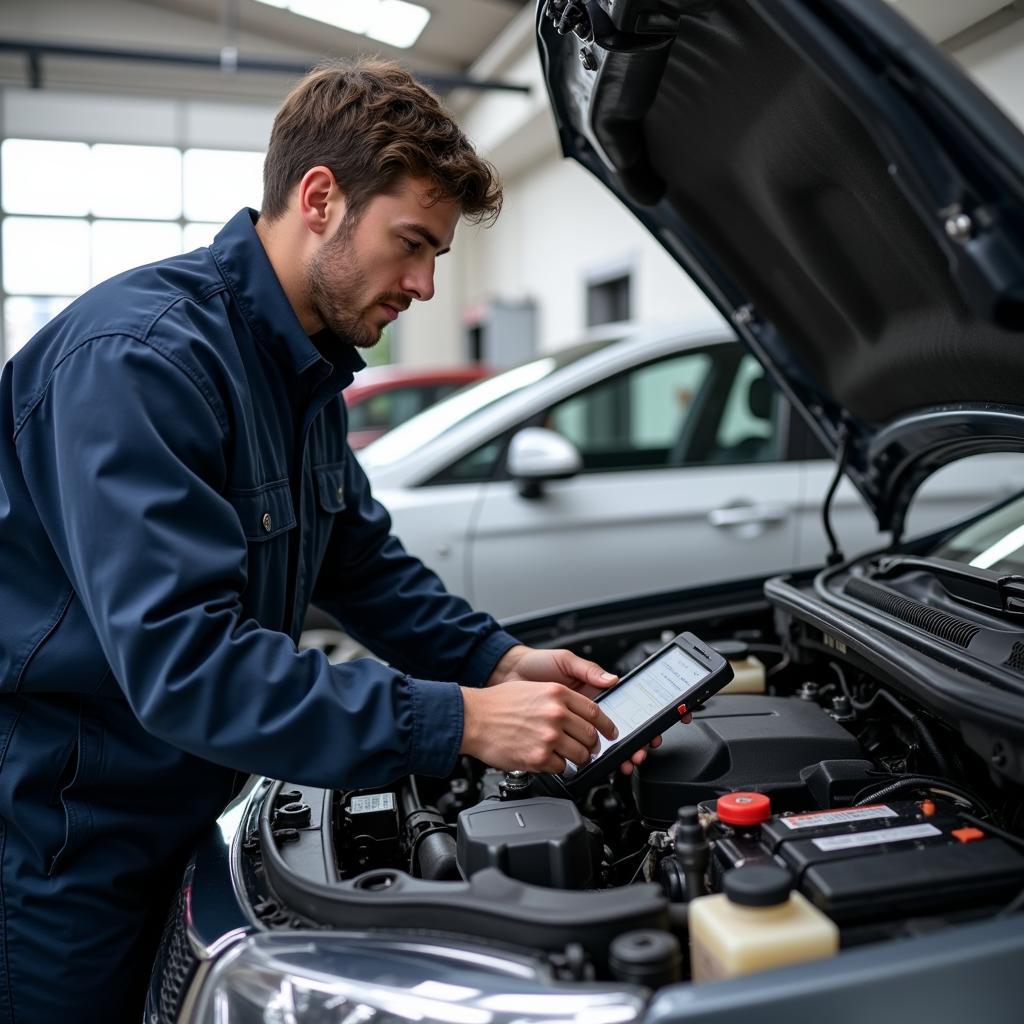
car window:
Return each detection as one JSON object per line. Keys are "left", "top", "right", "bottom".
{"left": 349, "top": 386, "right": 434, "bottom": 432}
{"left": 933, "top": 493, "right": 1024, "bottom": 573}
{"left": 433, "top": 382, "right": 466, "bottom": 403}
{"left": 546, "top": 350, "right": 714, "bottom": 471}
{"left": 430, "top": 346, "right": 784, "bottom": 484}
{"left": 433, "top": 436, "right": 508, "bottom": 484}
{"left": 702, "top": 355, "right": 782, "bottom": 464}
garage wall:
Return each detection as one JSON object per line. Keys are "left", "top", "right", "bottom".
{"left": 422, "top": 0, "right": 1024, "bottom": 364}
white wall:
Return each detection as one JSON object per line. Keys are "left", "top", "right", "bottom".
{"left": 949, "top": 12, "right": 1024, "bottom": 129}
{"left": 466, "top": 155, "right": 723, "bottom": 354}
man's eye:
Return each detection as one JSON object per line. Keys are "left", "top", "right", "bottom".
{"left": 401, "top": 237, "right": 421, "bottom": 254}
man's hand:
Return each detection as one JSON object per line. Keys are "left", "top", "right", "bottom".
{"left": 487, "top": 644, "right": 618, "bottom": 698}
{"left": 460, "top": 679, "right": 617, "bottom": 774}
{"left": 479, "top": 645, "right": 672, "bottom": 775}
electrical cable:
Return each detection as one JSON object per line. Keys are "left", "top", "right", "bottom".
{"left": 957, "top": 812, "right": 1024, "bottom": 852}
{"left": 998, "top": 886, "right": 1024, "bottom": 918}
{"left": 852, "top": 774, "right": 994, "bottom": 820}
{"left": 610, "top": 844, "right": 650, "bottom": 869}
{"left": 627, "top": 848, "right": 653, "bottom": 885}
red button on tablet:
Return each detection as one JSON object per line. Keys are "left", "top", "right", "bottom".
{"left": 717, "top": 792, "right": 771, "bottom": 827}
{"left": 677, "top": 703, "right": 688, "bottom": 717}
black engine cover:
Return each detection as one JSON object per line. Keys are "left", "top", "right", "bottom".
{"left": 634, "top": 695, "right": 863, "bottom": 822}
{"left": 456, "top": 797, "right": 593, "bottom": 888}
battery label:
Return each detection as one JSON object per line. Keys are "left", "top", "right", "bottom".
{"left": 812, "top": 823, "right": 941, "bottom": 852}
{"left": 349, "top": 793, "right": 395, "bottom": 815}
{"left": 778, "top": 805, "right": 897, "bottom": 830}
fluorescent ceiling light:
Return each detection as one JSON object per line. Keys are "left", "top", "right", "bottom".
{"left": 257, "top": 0, "right": 431, "bottom": 49}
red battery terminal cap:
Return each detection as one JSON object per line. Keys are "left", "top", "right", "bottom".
{"left": 717, "top": 792, "right": 772, "bottom": 827}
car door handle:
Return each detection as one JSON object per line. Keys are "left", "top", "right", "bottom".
{"left": 707, "top": 502, "right": 789, "bottom": 528}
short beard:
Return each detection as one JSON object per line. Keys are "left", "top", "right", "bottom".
{"left": 306, "top": 215, "right": 381, "bottom": 349}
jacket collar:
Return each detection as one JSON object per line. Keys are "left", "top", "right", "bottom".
{"left": 210, "top": 209, "right": 366, "bottom": 387}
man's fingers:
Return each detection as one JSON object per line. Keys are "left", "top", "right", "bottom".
{"left": 555, "top": 737, "right": 594, "bottom": 768}
{"left": 562, "top": 651, "right": 618, "bottom": 690}
{"left": 561, "top": 710, "right": 602, "bottom": 752}
{"left": 564, "top": 689, "right": 618, "bottom": 741}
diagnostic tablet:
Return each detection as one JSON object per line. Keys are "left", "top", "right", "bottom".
{"left": 554, "top": 631, "right": 732, "bottom": 794}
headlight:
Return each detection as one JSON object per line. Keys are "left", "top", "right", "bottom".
{"left": 192, "top": 932, "right": 645, "bottom": 1024}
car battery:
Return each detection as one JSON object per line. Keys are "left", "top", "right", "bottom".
{"left": 710, "top": 796, "right": 1024, "bottom": 923}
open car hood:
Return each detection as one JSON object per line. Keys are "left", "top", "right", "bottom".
{"left": 538, "top": 0, "right": 1024, "bottom": 537}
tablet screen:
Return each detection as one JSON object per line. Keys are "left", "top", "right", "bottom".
{"left": 592, "top": 645, "right": 707, "bottom": 758}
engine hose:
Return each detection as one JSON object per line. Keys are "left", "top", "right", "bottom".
{"left": 400, "top": 777, "right": 460, "bottom": 880}
{"left": 831, "top": 663, "right": 950, "bottom": 775}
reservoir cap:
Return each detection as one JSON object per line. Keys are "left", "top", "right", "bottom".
{"left": 717, "top": 791, "right": 771, "bottom": 827}
{"left": 723, "top": 864, "right": 793, "bottom": 907}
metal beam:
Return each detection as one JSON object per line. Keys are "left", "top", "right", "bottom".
{"left": 0, "top": 39, "right": 531, "bottom": 94}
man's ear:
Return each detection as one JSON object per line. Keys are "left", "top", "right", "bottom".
{"left": 296, "top": 166, "right": 347, "bottom": 237}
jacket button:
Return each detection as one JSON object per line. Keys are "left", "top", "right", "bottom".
{"left": 262, "top": 512, "right": 272, "bottom": 533}
{"left": 336, "top": 486, "right": 344, "bottom": 502}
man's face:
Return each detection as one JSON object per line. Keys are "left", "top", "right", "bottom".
{"left": 305, "top": 176, "right": 459, "bottom": 348}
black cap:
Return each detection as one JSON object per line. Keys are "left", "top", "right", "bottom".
{"left": 722, "top": 864, "right": 793, "bottom": 907}
{"left": 711, "top": 639, "right": 749, "bottom": 660}
{"left": 608, "top": 930, "right": 682, "bottom": 987}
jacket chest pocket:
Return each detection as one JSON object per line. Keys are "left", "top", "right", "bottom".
{"left": 311, "top": 461, "right": 346, "bottom": 570}
{"left": 227, "top": 479, "right": 297, "bottom": 615}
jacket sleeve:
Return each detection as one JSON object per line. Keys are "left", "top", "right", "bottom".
{"left": 14, "top": 334, "right": 476, "bottom": 786}
{"left": 311, "top": 446, "right": 519, "bottom": 686}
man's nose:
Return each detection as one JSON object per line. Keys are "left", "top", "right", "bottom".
{"left": 402, "top": 262, "right": 435, "bottom": 302}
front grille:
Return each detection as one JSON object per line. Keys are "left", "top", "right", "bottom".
{"left": 147, "top": 879, "right": 200, "bottom": 1023}
{"left": 845, "top": 577, "right": 980, "bottom": 648}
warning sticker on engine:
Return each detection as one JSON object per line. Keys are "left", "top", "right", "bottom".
{"left": 812, "top": 823, "right": 941, "bottom": 852}
{"left": 778, "top": 805, "right": 897, "bottom": 830}
{"left": 349, "top": 793, "right": 395, "bottom": 814}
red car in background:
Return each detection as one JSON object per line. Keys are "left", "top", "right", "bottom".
{"left": 344, "top": 364, "right": 491, "bottom": 449}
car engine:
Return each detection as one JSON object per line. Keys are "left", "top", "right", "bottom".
{"left": 241, "top": 613, "right": 1024, "bottom": 989}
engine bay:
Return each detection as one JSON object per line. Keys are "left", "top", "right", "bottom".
{"left": 242, "top": 581, "right": 1024, "bottom": 989}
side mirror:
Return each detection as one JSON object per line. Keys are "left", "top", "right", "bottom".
{"left": 506, "top": 427, "right": 582, "bottom": 499}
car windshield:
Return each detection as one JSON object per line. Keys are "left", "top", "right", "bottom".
{"left": 934, "top": 494, "right": 1024, "bottom": 574}
{"left": 357, "top": 339, "right": 612, "bottom": 470}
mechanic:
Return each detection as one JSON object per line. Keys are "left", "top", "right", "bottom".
{"left": 0, "top": 60, "right": 655, "bottom": 1022}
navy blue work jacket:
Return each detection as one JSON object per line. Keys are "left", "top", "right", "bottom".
{"left": 0, "top": 208, "right": 517, "bottom": 1006}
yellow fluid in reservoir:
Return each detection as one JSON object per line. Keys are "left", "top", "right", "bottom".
{"left": 688, "top": 888, "right": 838, "bottom": 982}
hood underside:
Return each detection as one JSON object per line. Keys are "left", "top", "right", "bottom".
{"left": 539, "top": 0, "right": 1024, "bottom": 535}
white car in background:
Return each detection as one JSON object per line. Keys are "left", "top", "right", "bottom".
{"left": 357, "top": 324, "right": 1024, "bottom": 620}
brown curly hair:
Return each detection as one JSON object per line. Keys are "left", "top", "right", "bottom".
{"left": 261, "top": 58, "right": 502, "bottom": 228}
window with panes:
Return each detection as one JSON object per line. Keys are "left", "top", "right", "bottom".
{"left": 0, "top": 139, "right": 264, "bottom": 362}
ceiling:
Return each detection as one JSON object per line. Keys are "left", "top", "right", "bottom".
{"left": 0, "top": 0, "right": 534, "bottom": 101}
{"left": 134, "top": 0, "right": 532, "bottom": 73}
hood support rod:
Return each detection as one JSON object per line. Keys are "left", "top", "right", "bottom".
{"left": 823, "top": 425, "right": 852, "bottom": 566}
